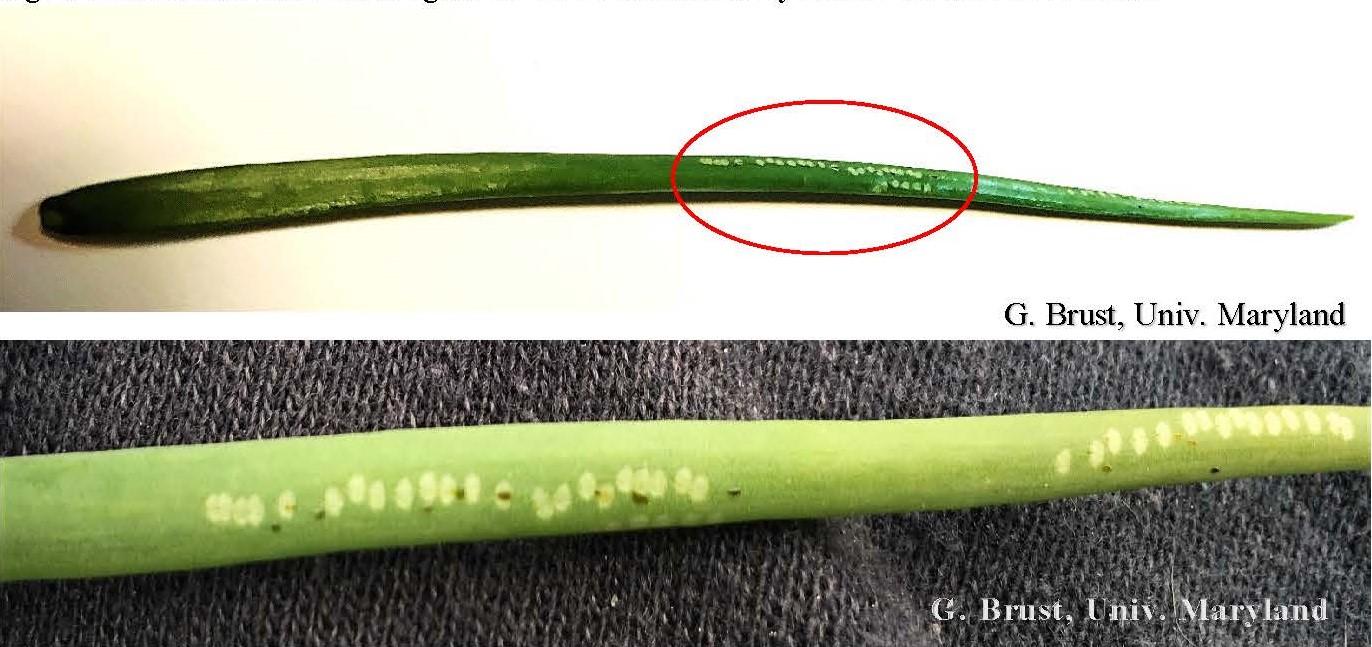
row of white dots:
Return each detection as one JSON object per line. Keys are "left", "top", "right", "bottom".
{"left": 1054, "top": 407, "right": 1358, "bottom": 476}
{"left": 206, "top": 464, "right": 715, "bottom": 527}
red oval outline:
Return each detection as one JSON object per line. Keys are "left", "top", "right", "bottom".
{"left": 670, "top": 100, "right": 979, "bottom": 255}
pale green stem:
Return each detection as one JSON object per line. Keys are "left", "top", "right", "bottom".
{"left": 0, "top": 405, "right": 1366, "bottom": 582}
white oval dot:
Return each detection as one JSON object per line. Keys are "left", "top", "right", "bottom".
{"left": 276, "top": 491, "right": 296, "bottom": 520}
{"left": 464, "top": 474, "right": 482, "bottom": 505}
{"left": 395, "top": 478, "right": 414, "bottom": 511}
{"left": 578, "top": 472, "right": 597, "bottom": 501}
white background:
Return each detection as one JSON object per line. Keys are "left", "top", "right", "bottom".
{"left": 1, "top": 1, "right": 1368, "bottom": 338}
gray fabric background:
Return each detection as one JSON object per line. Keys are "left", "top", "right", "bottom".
{"left": 0, "top": 341, "right": 1367, "bottom": 646}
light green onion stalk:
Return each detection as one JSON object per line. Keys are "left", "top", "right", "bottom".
{"left": 1, "top": 405, "right": 1366, "bottom": 582}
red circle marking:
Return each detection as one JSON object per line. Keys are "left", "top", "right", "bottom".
{"left": 670, "top": 99, "right": 979, "bottom": 255}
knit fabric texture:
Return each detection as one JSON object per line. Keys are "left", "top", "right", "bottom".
{"left": 0, "top": 341, "right": 1367, "bottom": 646}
